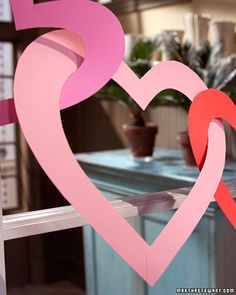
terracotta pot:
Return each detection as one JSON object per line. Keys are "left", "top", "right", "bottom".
{"left": 123, "top": 123, "right": 158, "bottom": 157}
{"left": 177, "top": 131, "right": 196, "bottom": 166}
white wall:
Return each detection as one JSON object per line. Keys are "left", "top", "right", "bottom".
{"left": 119, "top": 0, "right": 236, "bottom": 36}
{"left": 119, "top": 2, "right": 193, "bottom": 36}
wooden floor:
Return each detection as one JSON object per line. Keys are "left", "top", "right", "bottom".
{"left": 8, "top": 281, "right": 86, "bottom": 295}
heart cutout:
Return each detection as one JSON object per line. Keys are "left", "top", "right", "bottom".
{"left": 113, "top": 61, "right": 207, "bottom": 110}
{"left": 13, "top": 31, "right": 226, "bottom": 286}
{"left": 189, "top": 89, "right": 236, "bottom": 229}
{"left": 10, "top": 0, "right": 125, "bottom": 109}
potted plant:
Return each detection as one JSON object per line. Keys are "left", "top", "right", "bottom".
{"left": 95, "top": 37, "right": 163, "bottom": 157}
{"left": 160, "top": 31, "right": 236, "bottom": 165}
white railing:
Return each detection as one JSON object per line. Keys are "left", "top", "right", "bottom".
{"left": 1, "top": 180, "right": 236, "bottom": 294}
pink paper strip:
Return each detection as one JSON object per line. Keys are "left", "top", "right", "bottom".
{"left": 10, "top": 0, "right": 125, "bottom": 109}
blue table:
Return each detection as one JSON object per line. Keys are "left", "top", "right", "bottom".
{"left": 76, "top": 149, "right": 236, "bottom": 295}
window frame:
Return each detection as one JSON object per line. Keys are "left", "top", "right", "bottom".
{"left": 0, "top": 20, "right": 36, "bottom": 214}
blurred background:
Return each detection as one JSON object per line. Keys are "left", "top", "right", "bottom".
{"left": 1, "top": 0, "right": 236, "bottom": 294}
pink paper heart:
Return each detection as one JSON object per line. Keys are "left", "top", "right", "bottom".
{"left": 13, "top": 31, "right": 226, "bottom": 286}
{"left": 10, "top": 0, "right": 125, "bottom": 109}
{"left": 0, "top": 30, "right": 85, "bottom": 126}
{"left": 113, "top": 61, "right": 207, "bottom": 110}
{"left": 1, "top": 0, "right": 124, "bottom": 126}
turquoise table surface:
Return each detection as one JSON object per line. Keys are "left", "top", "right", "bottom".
{"left": 75, "top": 149, "right": 236, "bottom": 295}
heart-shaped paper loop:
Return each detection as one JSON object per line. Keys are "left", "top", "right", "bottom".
{"left": 113, "top": 61, "right": 207, "bottom": 110}
{"left": 10, "top": 0, "right": 125, "bottom": 109}
{"left": 1, "top": 0, "right": 124, "bottom": 126}
{"left": 13, "top": 30, "right": 226, "bottom": 286}
{"left": 189, "top": 88, "right": 236, "bottom": 229}
{"left": 0, "top": 30, "right": 85, "bottom": 126}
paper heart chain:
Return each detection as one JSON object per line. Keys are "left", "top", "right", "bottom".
{"left": 12, "top": 30, "right": 226, "bottom": 286}
{"left": 0, "top": 0, "right": 233, "bottom": 286}
{"left": 189, "top": 89, "right": 236, "bottom": 229}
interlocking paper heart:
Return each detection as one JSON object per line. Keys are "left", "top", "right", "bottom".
{"left": 12, "top": 30, "right": 226, "bottom": 286}
{"left": 0, "top": 0, "right": 125, "bottom": 126}
{"left": 10, "top": 0, "right": 125, "bottom": 108}
{"left": 189, "top": 89, "right": 236, "bottom": 229}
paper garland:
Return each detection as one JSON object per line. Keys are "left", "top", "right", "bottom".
{"left": 0, "top": 0, "right": 232, "bottom": 286}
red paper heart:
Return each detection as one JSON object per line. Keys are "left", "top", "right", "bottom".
{"left": 189, "top": 88, "right": 236, "bottom": 229}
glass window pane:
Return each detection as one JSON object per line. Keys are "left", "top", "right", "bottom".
{"left": 0, "top": 39, "right": 18, "bottom": 211}
{"left": 0, "top": 143, "right": 18, "bottom": 210}
{"left": 0, "top": 42, "right": 14, "bottom": 76}
{"left": 0, "top": 125, "right": 16, "bottom": 143}
{"left": 0, "top": 144, "right": 17, "bottom": 166}
{"left": 0, "top": 0, "right": 12, "bottom": 23}
{"left": 1, "top": 176, "right": 18, "bottom": 210}
{"left": 0, "top": 77, "right": 13, "bottom": 98}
